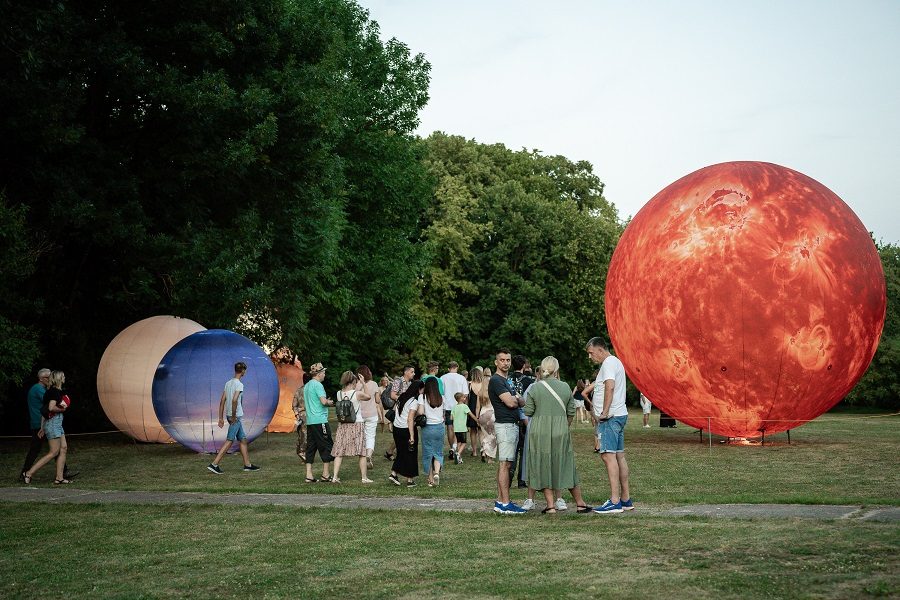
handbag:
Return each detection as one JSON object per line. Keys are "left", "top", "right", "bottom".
{"left": 385, "top": 408, "right": 396, "bottom": 422}
{"left": 414, "top": 413, "right": 427, "bottom": 428}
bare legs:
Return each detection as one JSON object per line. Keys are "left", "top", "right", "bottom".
{"left": 601, "top": 452, "right": 630, "bottom": 503}
{"left": 25, "top": 436, "right": 66, "bottom": 482}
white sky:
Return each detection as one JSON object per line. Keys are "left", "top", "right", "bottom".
{"left": 360, "top": 0, "right": 900, "bottom": 244}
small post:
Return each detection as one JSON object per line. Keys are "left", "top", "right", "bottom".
{"left": 760, "top": 429, "right": 766, "bottom": 446}
{"left": 707, "top": 417, "right": 712, "bottom": 450}
{"left": 787, "top": 429, "right": 791, "bottom": 445}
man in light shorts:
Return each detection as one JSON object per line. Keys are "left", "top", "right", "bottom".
{"left": 586, "top": 337, "right": 633, "bottom": 514}
{"left": 639, "top": 393, "right": 652, "bottom": 428}
{"left": 208, "top": 362, "right": 260, "bottom": 474}
{"left": 488, "top": 349, "right": 526, "bottom": 514}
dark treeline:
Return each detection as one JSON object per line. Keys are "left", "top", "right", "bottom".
{"left": 1, "top": 0, "right": 895, "bottom": 432}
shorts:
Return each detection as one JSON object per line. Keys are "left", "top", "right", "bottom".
{"left": 305, "top": 423, "right": 335, "bottom": 463}
{"left": 454, "top": 432, "right": 467, "bottom": 443}
{"left": 574, "top": 399, "right": 585, "bottom": 409}
{"left": 444, "top": 410, "right": 453, "bottom": 426}
{"left": 226, "top": 418, "right": 247, "bottom": 442}
{"left": 599, "top": 415, "right": 627, "bottom": 453}
{"left": 495, "top": 422, "right": 519, "bottom": 462}
{"left": 43, "top": 414, "right": 64, "bottom": 440}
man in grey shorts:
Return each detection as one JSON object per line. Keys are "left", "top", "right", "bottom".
{"left": 488, "top": 349, "right": 526, "bottom": 514}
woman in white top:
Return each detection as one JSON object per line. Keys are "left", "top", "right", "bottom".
{"left": 389, "top": 380, "right": 423, "bottom": 487}
{"left": 356, "top": 365, "right": 380, "bottom": 468}
{"left": 331, "top": 370, "right": 371, "bottom": 483}
{"left": 412, "top": 377, "right": 446, "bottom": 486}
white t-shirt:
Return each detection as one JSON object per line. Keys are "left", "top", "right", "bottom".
{"left": 440, "top": 372, "right": 469, "bottom": 410}
{"left": 639, "top": 393, "right": 652, "bottom": 413}
{"left": 417, "top": 395, "right": 445, "bottom": 425}
{"left": 394, "top": 394, "right": 417, "bottom": 429}
{"left": 594, "top": 355, "right": 628, "bottom": 417}
{"left": 223, "top": 378, "right": 244, "bottom": 418}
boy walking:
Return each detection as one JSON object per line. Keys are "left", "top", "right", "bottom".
{"left": 207, "top": 362, "right": 260, "bottom": 474}
{"left": 449, "top": 393, "right": 474, "bottom": 463}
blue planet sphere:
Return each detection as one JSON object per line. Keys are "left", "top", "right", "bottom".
{"left": 152, "top": 329, "right": 278, "bottom": 453}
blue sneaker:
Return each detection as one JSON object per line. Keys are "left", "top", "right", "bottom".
{"left": 502, "top": 502, "right": 528, "bottom": 515}
{"left": 592, "top": 499, "right": 623, "bottom": 514}
{"left": 493, "top": 501, "right": 505, "bottom": 514}
{"left": 621, "top": 498, "right": 634, "bottom": 511}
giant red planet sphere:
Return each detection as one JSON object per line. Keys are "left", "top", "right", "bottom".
{"left": 606, "top": 162, "right": 886, "bottom": 438}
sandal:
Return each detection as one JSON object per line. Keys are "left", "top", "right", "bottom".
{"left": 54, "top": 479, "right": 72, "bottom": 485}
{"left": 576, "top": 505, "right": 593, "bottom": 514}
{"left": 304, "top": 477, "right": 318, "bottom": 483}
{"left": 331, "top": 478, "right": 341, "bottom": 484}
{"left": 541, "top": 507, "right": 557, "bottom": 514}
{"left": 23, "top": 473, "right": 32, "bottom": 485}
{"left": 320, "top": 475, "right": 332, "bottom": 482}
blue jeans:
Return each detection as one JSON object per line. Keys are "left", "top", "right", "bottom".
{"left": 421, "top": 424, "right": 444, "bottom": 474}
{"left": 226, "top": 418, "right": 247, "bottom": 442}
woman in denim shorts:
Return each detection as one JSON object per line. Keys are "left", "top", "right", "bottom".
{"left": 24, "top": 371, "right": 72, "bottom": 485}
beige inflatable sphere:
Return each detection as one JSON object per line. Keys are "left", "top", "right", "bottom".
{"left": 97, "top": 316, "right": 205, "bottom": 442}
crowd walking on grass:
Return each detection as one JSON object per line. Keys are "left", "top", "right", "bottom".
{"left": 19, "top": 336, "right": 643, "bottom": 516}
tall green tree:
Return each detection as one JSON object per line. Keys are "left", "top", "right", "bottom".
{"left": 412, "top": 133, "right": 623, "bottom": 378}
{"left": 846, "top": 241, "right": 900, "bottom": 408}
{"left": 0, "top": 0, "right": 431, "bottom": 428}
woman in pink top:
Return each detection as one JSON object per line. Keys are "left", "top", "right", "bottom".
{"left": 356, "top": 365, "right": 380, "bottom": 468}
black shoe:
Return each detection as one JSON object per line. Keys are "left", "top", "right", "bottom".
{"left": 449, "top": 449, "right": 456, "bottom": 460}
{"left": 517, "top": 481, "right": 528, "bottom": 489}
{"left": 243, "top": 464, "right": 260, "bottom": 471}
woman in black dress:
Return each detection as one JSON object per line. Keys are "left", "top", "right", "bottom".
{"left": 388, "top": 380, "right": 424, "bottom": 487}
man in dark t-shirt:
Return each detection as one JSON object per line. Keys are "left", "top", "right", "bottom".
{"left": 488, "top": 349, "right": 526, "bottom": 514}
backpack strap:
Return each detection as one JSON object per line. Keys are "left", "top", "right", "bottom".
{"left": 540, "top": 380, "right": 568, "bottom": 413}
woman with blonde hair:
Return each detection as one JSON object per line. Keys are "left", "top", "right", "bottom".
{"left": 524, "top": 357, "right": 590, "bottom": 514}
{"left": 331, "top": 370, "right": 371, "bottom": 483}
{"left": 23, "top": 371, "right": 72, "bottom": 484}
{"left": 477, "top": 369, "right": 496, "bottom": 464}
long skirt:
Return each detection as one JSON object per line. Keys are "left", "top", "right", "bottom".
{"left": 332, "top": 422, "right": 365, "bottom": 457}
{"left": 392, "top": 426, "right": 418, "bottom": 478}
{"left": 479, "top": 408, "right": 497, "bottom": 459}
{"left": 421, "top": 423, "right": 444, "bottom": 475}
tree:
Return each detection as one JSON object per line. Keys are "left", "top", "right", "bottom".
{"left": 0, "top": 0, "right": 432, "bottom": 430}
{"left": 845, "top": 241, "right": 900, "bottom": 408}
{"left": 412, "top": 133, "right": 623, "bottom": 378}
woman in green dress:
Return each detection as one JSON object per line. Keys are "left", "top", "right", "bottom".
{"left": 524, "top": 356, "right": 591, "bottom": 514}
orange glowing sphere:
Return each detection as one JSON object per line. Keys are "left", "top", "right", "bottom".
{"left": 606, "top": 162, "right": 886, "bottom": 438}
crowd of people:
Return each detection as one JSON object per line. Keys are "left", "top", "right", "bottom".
{"left": 19, "top": 336, "right": 642, "bottom": 516}
{"left": 286, "top": 336, "right": 639, "bottom": 515}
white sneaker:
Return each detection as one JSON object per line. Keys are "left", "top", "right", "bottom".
{"left": 522, "top": 498, "right": 535, "bottom": 511}
{"left": 643, "top": 424, "right": 651, "bottom": 428}
{"left": 555, "top": 498, "right": 568, "bottom": 511}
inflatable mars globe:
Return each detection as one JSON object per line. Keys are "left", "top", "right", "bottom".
{"left": 152, "top": 329, "right": 279, "bottom": 453}
{"left": 606, "top": 162, "right": 886, "bottom": 438}
{"left": 97, "top": 316, "right": 205, "bottom": 442}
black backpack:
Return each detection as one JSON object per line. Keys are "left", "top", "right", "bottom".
{"left": 380, "top": 385, "right": 395, "bottom": 410}
{"left": 335, "top": 391, "right": 357, "bottom": 424}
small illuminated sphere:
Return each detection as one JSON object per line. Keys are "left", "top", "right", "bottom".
{"left": 606, "top": 162, "right": 886, "bottom": 438}
{"left": 97, "top": 316, "right": 205, "bottom": 442}
{"left": 152, "top": 329, "right": 279, "bottom": 453}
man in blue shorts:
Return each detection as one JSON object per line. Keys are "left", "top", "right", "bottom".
{"left": 586, "top": 337, "right": 633, "bottom": 514}
{"left": 208, "top": 362, "right": 260, "bottom": 474}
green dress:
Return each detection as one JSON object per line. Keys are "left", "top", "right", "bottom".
{"left": 524, "top": 378, "right": 578, "bottom": 490}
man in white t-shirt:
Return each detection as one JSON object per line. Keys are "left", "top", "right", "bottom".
{"left": 639, "top": 393, "right": 652, "bottom": 428}
{"left": 208, "top": 362, "right": 260, "bottom": 474}
{"left": 440, "top": 361, "right": 469, "bottom": 456}
{"left": 586, "top": 337, "right": 632, "bottom": 514}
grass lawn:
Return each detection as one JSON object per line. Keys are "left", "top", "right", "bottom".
{"left": 1, "top": 504, "right": 897, "bottom": 599}
{"left": 2, "top": 409, "right": 897, "bottom": 506}
{"left": 1, "top": 409, "right": 898, "bottom": 599}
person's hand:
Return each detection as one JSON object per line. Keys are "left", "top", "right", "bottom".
{"left": 218, "top": 418, "right": 225, "bottom": 428}
{"left": 38, "top": 429, "right": 45, "bottom": 439}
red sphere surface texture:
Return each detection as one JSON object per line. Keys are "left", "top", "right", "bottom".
{"left": 605, "top": 162, "right": 886, "bottom": 438}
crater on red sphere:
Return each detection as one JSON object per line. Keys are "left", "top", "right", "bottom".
{"left": 605, "top": 162, "right": 886, "bottom": 438}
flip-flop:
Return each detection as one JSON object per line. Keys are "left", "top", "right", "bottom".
{"left": 576, "top": 505, "right": 593, "bottom": 514}
{"left": 304, "top": 477, "right": 318, "bottom": 483}
{"left": 541, "top": 507, "right": 557, "bottom": 514}
{"left": 23, "top": 473, "right": 32, "bottom": 484}
{"left": 54, "top": 479, "right": 72, "bottom": 485}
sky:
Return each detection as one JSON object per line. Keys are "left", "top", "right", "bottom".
{"left": 360, "top": 0, "right": 900, "bottom": 244}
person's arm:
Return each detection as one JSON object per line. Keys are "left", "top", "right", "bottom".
{"left": 319, "top": 394, "right": 331, "bottom": 406}
{"left": 407, "top": 404, "right": 417, "bottom": 442}
{"left": 523, "top": 391, "right": 536, "bottom": 417}
{"left": 230, "top": 389, "right": 240, "bottom": 421}
{"left": 217, "top": 390, "right": 227, "bottom": 428}
{"left": 37, "top": 415, "right": 46, "bottom": 438}
{"left": 390, "top": 381, "right": 400, "bottom": 401}
{"left": 599, "top": 380, "right": 614, "bottom": 419}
